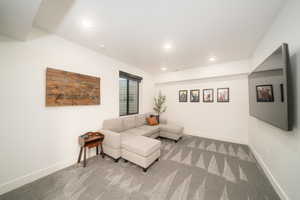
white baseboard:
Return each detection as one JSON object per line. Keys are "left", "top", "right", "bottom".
{"left": 185, "top": 132, "right": 248, "bottom": 145}
{"left": 249, "top": 144, "right": 290, "bottom": 200}
{"left": 0, "top": 159, "right": 75, "bottom": 195}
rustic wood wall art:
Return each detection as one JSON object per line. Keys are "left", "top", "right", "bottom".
{"left": 46, "top": 68, "right": 100, "bottom": 106}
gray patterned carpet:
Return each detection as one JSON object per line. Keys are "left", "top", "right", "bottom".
{"left": 0, "top": 135, "right": 280, "bottom": 200}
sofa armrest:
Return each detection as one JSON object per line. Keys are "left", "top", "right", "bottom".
{"left": 159, "top": 118, "right": 168, "bottom": 124}
{"left": 100, "top": 129, "right": 121, "bottom": 149}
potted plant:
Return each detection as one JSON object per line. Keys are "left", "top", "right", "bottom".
{"left": 153, "top": 91, "right": 167, "bottom": 123}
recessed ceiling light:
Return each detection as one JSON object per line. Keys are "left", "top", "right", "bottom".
{"left": 161, "top": 67, "right": 167, "bottom": 71}
{"left": 209, "top": 56, "right": 216, "bottom": 62}
{"left": 81, "top": 19, "right": 94, "bottom": 29}
{"left": 163, "top": 43, "right": 172, "bottom": 50}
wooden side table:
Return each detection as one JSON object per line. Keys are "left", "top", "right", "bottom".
{"left": 77, "top": 132, "right": 105, "bottom": 167}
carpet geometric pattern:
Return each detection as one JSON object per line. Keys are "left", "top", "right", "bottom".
{"left": 0, "top": 135, "right": 280, "bottom": 200}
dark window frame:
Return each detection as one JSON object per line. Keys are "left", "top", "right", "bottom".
{"left": 119, "top": 71, "right": 142, "bottom": 116}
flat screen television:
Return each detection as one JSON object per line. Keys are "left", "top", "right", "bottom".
{"left": 248, "top": 43, "right": 291, "bottom": 130}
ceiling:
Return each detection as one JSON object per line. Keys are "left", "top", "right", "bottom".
{"left": 0, "top": 0, "right": 42, "bottom": 40}
{"left": 2, "top": 0, "right": 286, "bottom": 74}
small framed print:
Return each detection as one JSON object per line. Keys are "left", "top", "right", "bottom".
{"left": 203, "top": 89, "right": 214, "bottom": 103}
{"left": 179, "top": 90, "right": 188, "bottom": 102}
{"left": 190, "top": 89, "right": 200, "bottom": 102}
{"left": 217, "top": 88, "right": 229, "bottom": 102}
{"left": 256, "top": 85, "right": 274, "bottom": 102}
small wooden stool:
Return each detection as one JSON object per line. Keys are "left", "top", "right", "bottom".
{"left": 77, "top": 132, "right": 105, "bottom": 167}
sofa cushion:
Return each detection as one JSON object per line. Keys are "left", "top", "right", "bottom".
{"left": 121, "top": 136, "right": 161, "bottom": 157}
{"left": 120, "top": 133, "right": 136, "bottom": 142}
{"left": 120, "top": 126, "right": 159, "bottom": 137}
{"left": 122, "top": 116, "right": 136, "bottom": 131}
{"left": 121, "top": 128, "right": 142, "bottom": 135}
{"left": 146, "top": 117, "right": 158, "bottom": 126}
{"left": 136, "top": 125, "right": 160, "bottom": 137}
{"left": 135, "top": 114, "right": 146, "bottom": 127}
{"left": 159, "top": 124, "right": 183, "bottom": 134}
{"left": 102, "top": 118, "right": 124, "bottom": 132}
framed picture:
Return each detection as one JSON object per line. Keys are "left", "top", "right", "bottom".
{"left": 203, "top": 89, "right": 214, "bottom": 102}
{"left": 256, "top": 85, "right": 274, "bottom": 102}
{"left": 217, "top": 88, "right": 229, "bottom": 102}
{"left": 190, "top": 89, "right": 200, "bottom": 102}
{"left": 179, "top": 90, "right": 188, "bottom": 102}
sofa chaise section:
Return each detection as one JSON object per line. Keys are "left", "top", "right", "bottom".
{"left": 122, "top": 136, "right": 161, "bottom": 172}
{"left": 159, "top": 123, "right": 184, "bottom": 142}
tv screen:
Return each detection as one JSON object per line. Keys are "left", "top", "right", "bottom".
{"left": 248, "top": 43, "right": 291, "bottom": 130}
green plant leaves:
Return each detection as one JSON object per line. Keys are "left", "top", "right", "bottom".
{"left": 153, "top": 91, "right": 167, "bottom": 114}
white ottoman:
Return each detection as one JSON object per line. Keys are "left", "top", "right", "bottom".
{"left": 121, "top": 136, "right": 161, "bottom": 172}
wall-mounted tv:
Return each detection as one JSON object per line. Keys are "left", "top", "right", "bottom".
{"left": 248, "top": 43, "right": 291, "bottom": 130}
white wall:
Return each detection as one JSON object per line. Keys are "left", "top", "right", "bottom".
{"left": 249, "top": 0, "right": 300, "bottom": 199}
{"left": 0, "top": 29, "right": 155, "bottom": 194}
{"left": 155, "top": 61, "right": 250, "bottom": 144}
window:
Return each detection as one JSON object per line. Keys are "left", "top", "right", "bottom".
{"left": 119, "top": 71, "right": 142, "bottom": 116}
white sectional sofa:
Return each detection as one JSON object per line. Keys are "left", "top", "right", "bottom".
{"left": 100, "top": 113, "right": 183, "bottom": 171}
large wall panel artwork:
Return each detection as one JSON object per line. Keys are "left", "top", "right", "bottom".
{"left": 46, "top": 68, "right": 100, "bottom": 106}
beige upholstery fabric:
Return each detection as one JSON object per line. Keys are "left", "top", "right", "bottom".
{"left": 102, "top": 118, "right": 124, "bottom": 132}
{"left": 121, "top": 126, "right": 160, "bottom": 137}
{"left": 135, "top": 114, "right": 146, "bottom": 127}
{"left": 100, "top": 129, "right": 122, "bottom": 159}
{"left": 120, "top": 133, "right": 136, "bottom": 142}
{"left": 149, "top": 133, "right": 159, "bottom": 138}
{"left": 159, "top": 124, "right": 183, "bottom": 134}
{"left": 122, "top": 116, "right": 136, "bottom": 131}
{"left": 159, "top": 118, "right": 168, "bottom": 124}
{"left": 102, "top": 144, "right": 121, "bottom": 159}
{"left": 160, "top": 131, "right": 181, "bottom": 140}
{"left": 121, "top": 128, "right": 142, "bottom": 136}
{"left": 136, "top": 125, "right": 160, "bottom": 137}
{"left": 121, "top": 148, "right": 160, "bottom": 168}
{"left": 101, "top": 129, "right": 121, "bottom": 149}
{"left": 121, "top": 136, "right": 161, "bottom": 157}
